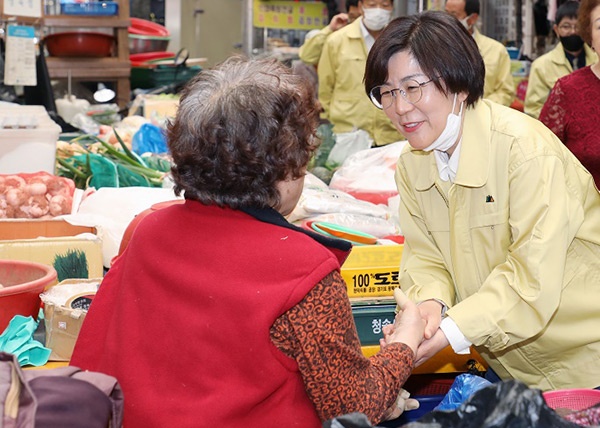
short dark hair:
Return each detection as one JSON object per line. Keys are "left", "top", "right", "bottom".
{"left": 578, "top": 0, "right": 600, "bottom": 45}
{"left": 464, "top": 0, "right": 480, "bottom": 16}
{"left": 347, "top": 0, "right": 359, "bottom": 8}
{"left": 167, "top": 56, "right": 320, "bottom": 209}
{"left": 555, "top": 0, "right": 579, "bottom": 24}
{"left": 364, "top": 10, "right": 484, "bottom": 107}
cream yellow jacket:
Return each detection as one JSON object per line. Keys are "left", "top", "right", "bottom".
{"left": 396, "top": 99, "right": 600, "bottom": 390}
{"left": 317, "top": 19, "right": 403, "bottom": 146}
{"left": 524, "top": 43, "right": 597, "bottom": 118}
{"left": 298, "top": 26, "right": 332, "bottom": 65}
{"left": 474, "top": 29, "right": 515, "bottom": 106}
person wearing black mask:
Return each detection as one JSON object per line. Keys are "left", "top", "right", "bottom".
{"left": 525, "top": 0, "right": 598, "bottom": 118}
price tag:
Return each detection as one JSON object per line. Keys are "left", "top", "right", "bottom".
{"left": 4, "top": 25, "right": 37, "bottom": 86}
{"left": 2, "top": 0, "right": 42, "bottom": 18}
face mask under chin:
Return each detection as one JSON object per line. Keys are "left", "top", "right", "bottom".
{"left": 460, "top": 15, "right": 472, "bottom": 31}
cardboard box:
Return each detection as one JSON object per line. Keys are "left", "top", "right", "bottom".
{"left": 341, "top": 244, "right": 403, "bottom": 298}
{"left": 42, "top": 278, "right": 101, "bottom": 361}
{"left": 0, "top": 219, "right": 103, "bottom": 282}
{"left": 0, "top": 218, "right": 95, "bottom": 240}
{"left": 142, "top": 94, "right": 179, "bottom": 121}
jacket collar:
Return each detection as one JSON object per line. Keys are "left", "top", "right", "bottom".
{"left": 347, "top": 17, "right": 365, "bottom": 40}
{"left": 413, "top": 100, "right": 491, "bottom": 191}
{"left": 240, "top": 206, "right": 352, "bottom": 264}
{"left": 548, "top": 42, "right": 597, "bottom": 67}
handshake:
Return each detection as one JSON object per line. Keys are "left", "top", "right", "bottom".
{"left": 379, "top": 289, "right": 452, "bottom": 420}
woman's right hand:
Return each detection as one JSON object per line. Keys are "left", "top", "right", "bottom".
{"left": 417, "top": 300, "right": 444, "bottom": 339}
{"left": 383, "top": 289, "right": 426, "bottom": 356}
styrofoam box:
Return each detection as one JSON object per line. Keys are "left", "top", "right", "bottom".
{"left": 0, "top": 105, "right": 61, "bottom": 174}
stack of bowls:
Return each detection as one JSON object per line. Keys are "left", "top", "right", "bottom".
{"left": 128, "top": 17, "right": 170, "bottom": 55}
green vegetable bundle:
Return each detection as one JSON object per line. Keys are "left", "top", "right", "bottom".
{"left": 56, "top": 130, "right": 171, "bottom": 190}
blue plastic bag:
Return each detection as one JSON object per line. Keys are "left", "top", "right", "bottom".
{"left": 132, "top": 123, "right": 168, "bottom": 155}
{"left": 434, "top": 373, "right": 492, "bottom": 411}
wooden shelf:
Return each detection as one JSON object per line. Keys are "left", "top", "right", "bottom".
{"left": 42, "top": 1, "right": 131, "bottom": 109}
{"left": 0, "top": 0, "right": 132, "bottom": 109}
{"left": 45, "top": 58, "right": 131, "bottom": 78}
{"left": 43, "top": 16, "right": 130, "bottom": 28}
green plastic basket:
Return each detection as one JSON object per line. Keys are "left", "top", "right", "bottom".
{"left": 130, "top": 65, "right": 202, "bottom": 90}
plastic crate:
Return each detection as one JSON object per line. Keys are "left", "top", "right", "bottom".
{"left": 351, "top": 301, "right": 396, "bottom": 346}
{"left": 543, "top": 389, "right": 600, "bottom": 411}
{"left": 341, "top": 244, "right": 403, "bottom": 298}
{"left": 394, "top": 374, "right": 456, "bottom": 425}
{"left": 60, "top": 1, "right": 119, "bottom": 16}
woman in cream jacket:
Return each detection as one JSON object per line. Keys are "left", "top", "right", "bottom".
{"left": 365, "top": 11, "right": 600, "bottom": 390}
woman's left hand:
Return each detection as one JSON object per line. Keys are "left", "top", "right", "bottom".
{"left": 381, "top": 388, "right": 420, "bottom": 421}
{"left": 414, "top": 328, "right": 449, "bottom": 367}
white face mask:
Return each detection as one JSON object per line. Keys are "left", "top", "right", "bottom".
{"left": 423, "top": 94, "right": 464, "bottom": 152}
{"left": 362, "top": 8, "right": 392, "bottom": 31}
{"left": 460, "top": 14, "right": 473, "bottom": 31}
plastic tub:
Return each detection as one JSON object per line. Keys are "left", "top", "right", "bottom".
{"left": 543, "top": 389, "right": 600, "bottom": 411}
{"left": 0, "top": 259, "right": 58, "bottom": 333}
{"left": 0, "top": 105, "right": 61, "bottom": 174}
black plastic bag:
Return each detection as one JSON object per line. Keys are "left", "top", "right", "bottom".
{"left": 324, "top": 380, "right": 586, "bottom": 428}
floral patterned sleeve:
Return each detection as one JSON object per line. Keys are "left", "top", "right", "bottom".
{"left": 270, "top": 270, "right": 415, "bottom": 424}
{"left": 539, "top": 79, "right": 567, "bottom": 143}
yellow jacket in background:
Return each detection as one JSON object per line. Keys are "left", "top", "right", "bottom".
{"left": 524, "top": 43, "right": 597, "bottom": 119}
{"left": 396, "top": 99, "right": 600, "bottom": 390}
{"left": 317, "top": 19, "right": 403, "bottom": 146}
{"left": 298, "top": 26, "right": 333, "bottom": 65}
{"left": 474, "top": 29, "right": 515, "bottom": 106}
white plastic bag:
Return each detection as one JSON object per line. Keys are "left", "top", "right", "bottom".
{"left": 288, "top": 184, "right": 391, "bottom": 223}
{"left": 326, "top": 129, "right": 373, "bottom": 168}
{"left": 63, "top": 187, "right": 182, "bottom": 267}
{"left": 329, "top": 141, "right": 407, "bottom": 205}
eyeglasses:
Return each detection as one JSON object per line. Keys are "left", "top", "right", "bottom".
{"left": 362, "top": 0, "right": 393, "bottom": 8}
{"left": 369, "top": 78, "right": 435, "bottom": 109}
{"left": 558, "top": 24, "right": 579, "bottom": 32}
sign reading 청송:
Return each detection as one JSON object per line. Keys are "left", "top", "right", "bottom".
{"left": 253, "top": 0, "right": 328, "bottom": 30}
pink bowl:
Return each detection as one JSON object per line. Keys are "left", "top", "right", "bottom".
{"left": 0, "top": 260, "right": 57, "bottom": 333}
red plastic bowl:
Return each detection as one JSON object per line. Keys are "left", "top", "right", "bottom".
{"left": 0, "top": 260, "right": 57, "bottom": 333}
{"left": 543, "top": 389, "right": 600, "bottom": 411}
{"left": 130, "top": 51, "right": 175, "bottom": 63}
{"left": 128, "top": 17, "right": 170, "bottom": 37}
{"left": 45, "top": 32, "right": 115, "bottom": 57}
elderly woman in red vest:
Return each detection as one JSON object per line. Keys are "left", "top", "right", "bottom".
{"left": 70, "top": 56, "right": 425, "bottom": 427}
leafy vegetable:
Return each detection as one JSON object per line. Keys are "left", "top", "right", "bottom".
{"left": 56, "top": 129, "right": 171, "bottom": 189}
